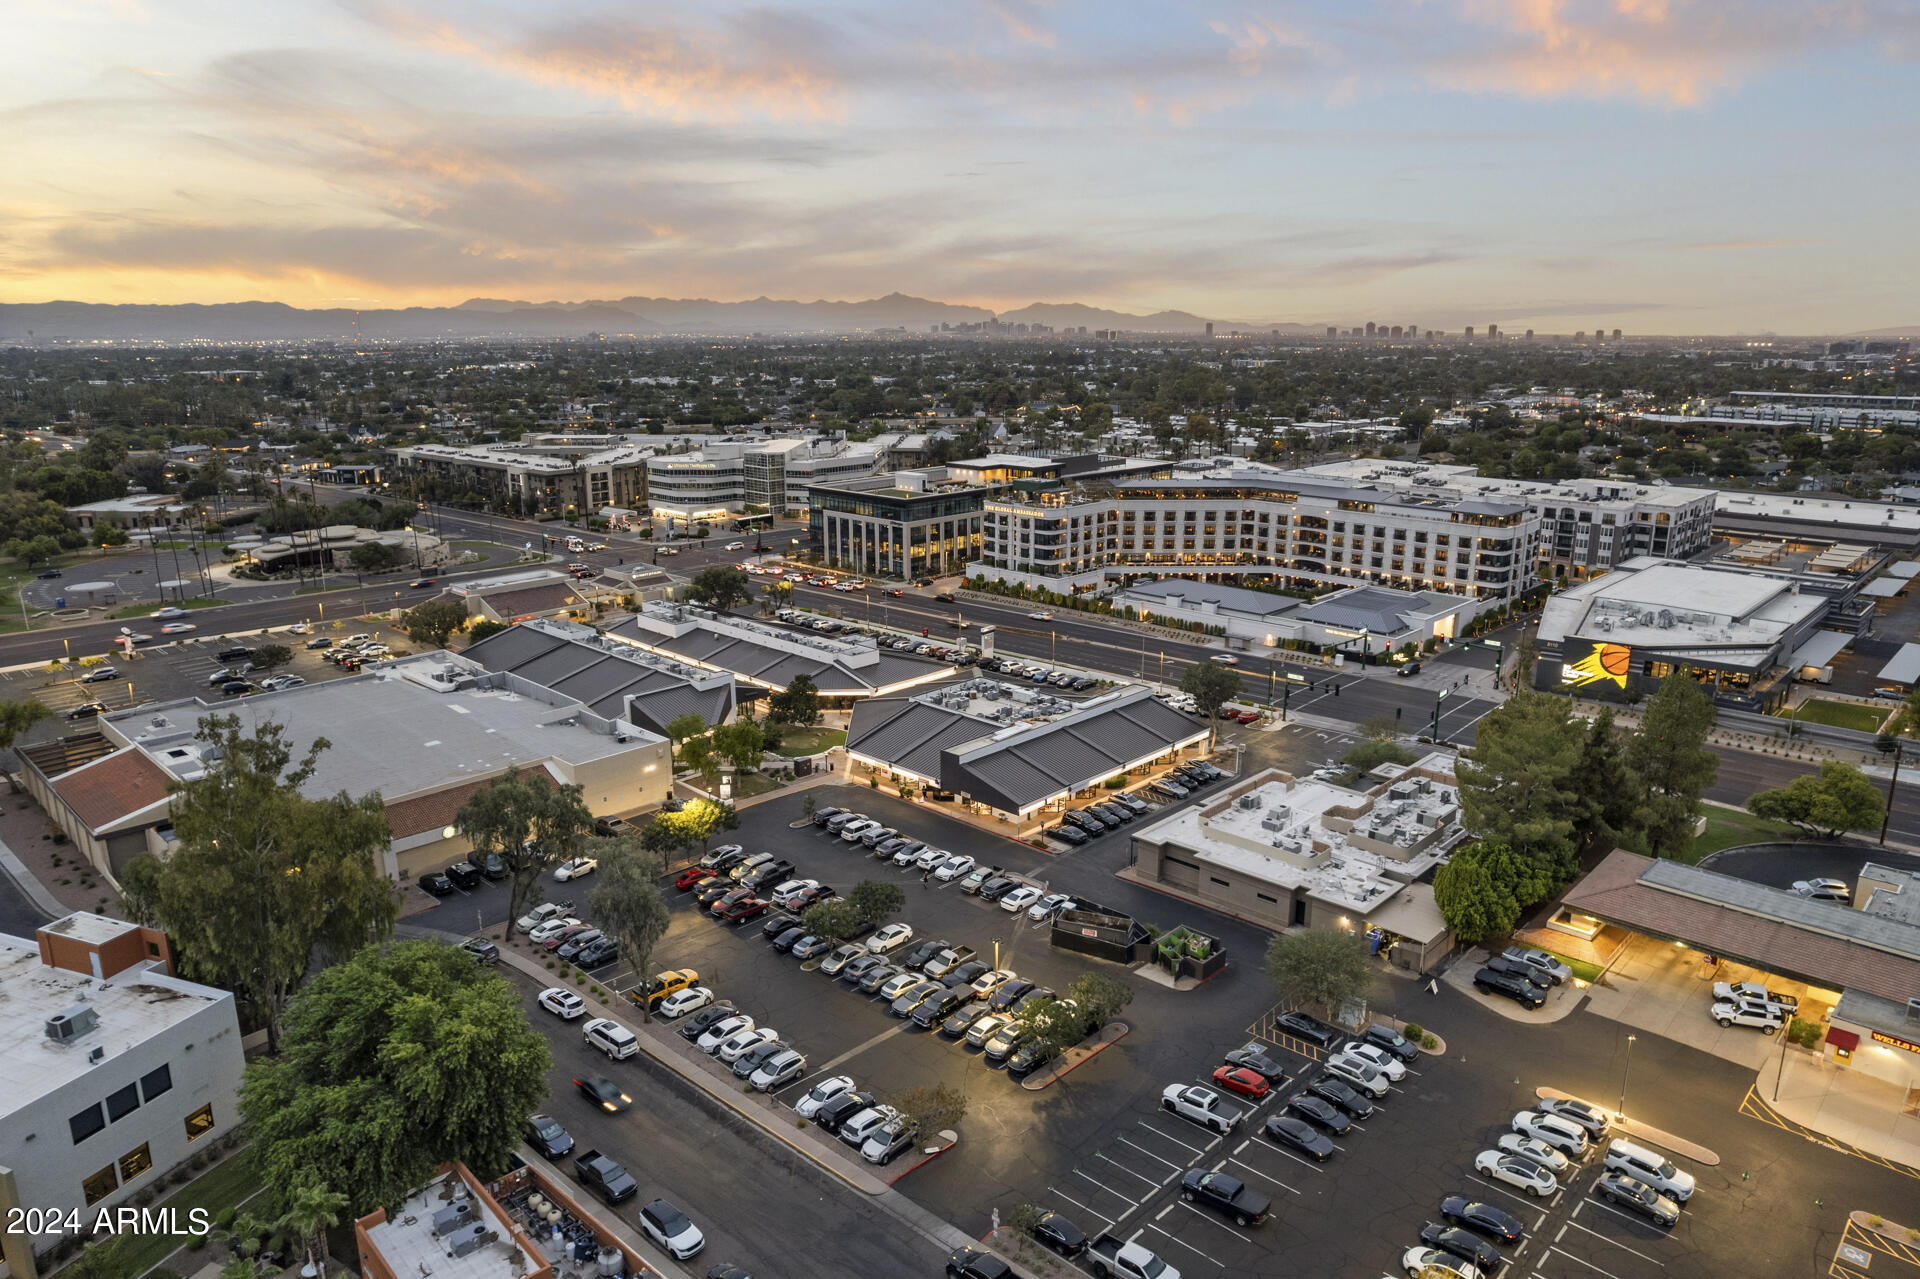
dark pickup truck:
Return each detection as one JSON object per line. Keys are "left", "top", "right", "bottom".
{"left": 1179, "top": 1167, "right": 1271, "bottom": 1227}
{"left": 573, "top": 1149, "right": 638, "bottom": 1205}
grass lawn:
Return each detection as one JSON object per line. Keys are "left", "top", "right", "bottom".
{"left": 1779, "top": 698, "right": 1890, "bottom": 734}
{"left": 106, "top": 597, "right": 227, "bottom": 619}
{"left": 767, "top": 726, "right": 845, "bottom": 756}
{"left": 1686, "top": 804, "right": 1802, "bottom": 864}
{"left": 728, "top": 772, "right": 789, "bottom": 800}
{"left": 118, "top": 1146, "right": 262, "bottom": 1276}
{"left": 1533, "top": 947, "right": 1605, "bottom": 984}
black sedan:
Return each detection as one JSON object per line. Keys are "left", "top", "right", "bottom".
{"left": 676, "top": 1002, "right": 738, "bottom": 1042}
{"left": 1262, "top": 1115, "right": 1334, "bottom": 1161}
{"left": 1307, "top": 1077, "right": 1375, "bottom": 1120}
{"left": 944, "top": 960, "right": 991, "bottom": 989}
{"left": 1223, "top": 1041, "right": 1289, "bottom": 1084}
{"left": 772, "top": 926, "right": 807, "bottom": 953}
{"left": 525, "top": 1114, "right": 574, "bottom": 1159}
{"left": 1048, "top": 824, "right": 1089, "bottom": 846}
{"left": 695, "top": 881, "right": 735, "bottom": 908}
{"left": 1418, "top": 1221, "right": 1503, "bottom": 1274}
{"left": 762, "top": 914, "right": 796, "bottom": 941}
{"left": 66, "top": 702, "right": 109, "bottom": 720}
{"left": 1363, "top": 1023, "right": 1421, "bottom": 1063}
{"left": 812, "top": 1090, "right": 875, "bottom": 1136}
{"left": 418, "top": 873, "right": 454, "bottom": 897}
{"left": 1031, "top": 1210, "right": 1087, "bottom": 1258}
{"left": 988, "top": 979, "right": 1035, "bottom": 1013}
{"left": 1284, "top": 1093, "right": 1351, "bottom": 1135}
{"left": 1439, "top": 1195, "right": 1525, "bottom": 1244}
{"left": 555, "top": 930, "right": 604, "bottom": 962}
{"left": 574, "top": 1075, "right": 632, "bottom": 1114}
{"left": 977, "top": 876, "right": 1019, "bottom": 901}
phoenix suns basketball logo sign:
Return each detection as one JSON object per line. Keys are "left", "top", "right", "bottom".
{"left": 1560, "top": 641, "right": 1631, "bottom": 690}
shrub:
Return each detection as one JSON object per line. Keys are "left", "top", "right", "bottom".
{"left": 1402, "top": 1022, "right": 1423, "bottom": 1040}
{"left": 216, "top": 1207, "right": 238, "bottom": 1229}
{"left": 188, "top": 1237, "right": 207, "bottom": 1251}
{"left": 1868, "top": 1215, "right": 1883, "bottom": 1227}
{"left": 796, "top": 1117, "right": 809, "bottom": 1129}
{"left": 1422, "top": 1033, "right": 1438, "bottom": 1050}
{"left": 1102, "top": 776, "right": 1126, "bottom": 789}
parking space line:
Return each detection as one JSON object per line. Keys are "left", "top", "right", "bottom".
{"left": 1095, "top": 1151, "right": 1165, "bottom": 1188}
{"left": 1258, "top": 1144, "right": 1327, "bottom": 1174}
{"left": 1045, "top": 1187, "right": 1111, "bottom": 1228}
{"left": 1471, "top": 1177, "right": 1550, "bottom": 1213}
{"left": 1575, "top": 1197, "right": 1666, "bottom": 1243}
{"left": 1072, "top": 1168, "right": 1137, "bottom": 1205}
{"left": 1144, "top": 1221, "right": 1225, "bottom": 1268}
{"left": 1563, "top": 1218, "right": 1666, "bottom": 1267}
{"left": 1548, "top": 1245, "right": 1626, "bottom": 1278}
{"left": 810, "top": 1021, "right": 903, "bottom": 1074}
{"left": 1136, "top": 1121, "right": 1212, "bottom": 1155}
{"left": 1116, "top": 1136, "right": 1186, "bottom": 1171}
{"left": 1740, "top": 1085, "right": 1920, "bottom": 1180}
{"left": 1225, "top": 1157, "right": 1299, "bottom": 1195}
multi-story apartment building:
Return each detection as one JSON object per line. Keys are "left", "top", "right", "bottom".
{"left": 0, "top": 914, "right": 245, "bottom": 1277}
{"left": 385, "top": 441, "right": 652, "bottom": 517}
{"left": 806, "top": 474, "right": 986, "bottom": 578}
{"left": 646, "top": 438, "right": 884, "bottom": 520}
{"left": 975, "top": 464, "right": 1540, "bottom": 600}
{"left": 1298, "top": 459, "right": 1716, "bottom": 578}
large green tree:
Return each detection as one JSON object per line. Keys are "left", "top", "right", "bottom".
{"left": 664, "top": 711, "right": 708, "bottom": 776}
{"left": 1179, "top": 662, "right": 1242, "bottom": 748}
{"left": 1623, "top": 678, "right": 1720, "bottom": 858}
{"left": 1457, "top": 692, "right": 1590, "bottom": 885}
{"left": 1576, "top": 707, "right": 1643, "bottom": 854}
{"left": 1066, "top": 970, "right": 1135, "bottom": 1029}
{"left": 711, "top": 719, "right": 766, "bottom": 772}
{"left": 768, "top": 673, "right": 821, "bottom": 726}
{"left": 1749, "top": 762, "right": 1885, "bottom": 838}
{"left": 588, "top": 842, "right": 670, "bottom": 1019}
{"left": 1432, "top": 841, "right": 1553, "bottom": 942}
{"left": 686, "top": 565, "right": 753, "bottom": 614}
{"left": 0, "top": 697, "right": 50, "bottom": 791}
{"left": 120, "top": 716, "right": 395, "bottom": 1051}
{"left": 239, "top": 941, "right": 551, "bottom": 1216}
{"left": 1263, "top": 927, "right": 1371, "bottom": 1016}
{"left": 455, "top": 767, "right": 593, "bottom": 938}
{"left": 403, "top": 597, "right": 471, "bottom": 649}
{"left": 848, "top": 879, "right": 905, "bottom": 927}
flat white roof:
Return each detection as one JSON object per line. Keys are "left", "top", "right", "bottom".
{"left": 1714, "top": 490, "right": 1920, "bottom": 533}
{"left": 1540, "top": 557, "right": 1824, "bottom": 648}
{"left": 0, "top": 925, "right": 230, "bottom": 1115}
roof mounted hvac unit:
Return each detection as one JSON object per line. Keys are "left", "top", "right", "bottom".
{"left": 46, "top": 1004, "right": 100, "bottom": 1044}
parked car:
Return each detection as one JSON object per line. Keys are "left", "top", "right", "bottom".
{"left": 749, "top": 1047, "right": 808, "bottom": 1091}
{"left": 1223, "top": 1042, "right": 1289, "bottom": 1084}
{"left": 795, "top": 1075, "right": 856, "bottom": 1119}
{"left": 1417, "top": 1222, "right": 1502, "bottom": 1276}
{"left": 1273, "top": 1010, "right": 1343, "bottom": 1049}
{"left": 1502, "top": 945, "right": 1573, "bottom": 986}
{"left": 1048, "top": 824, "right": 1090, "bottom": 846}
{"left": 1399, "top": 1247, "right": 1478, "bottom": 1279}
{"left": 555, "top": 929, "right": 605, "bottom": 962}
{"left": 1473, "top": 965, "right": 1546, "bottom": 1010}
{"left": 1179, "top": 1168, "right": 1270, "bottom": 1227}
{"left": 79, "top": 666, "right": 121, "bottom": 684}
{"left": 987, "top": 978, "right": 1034, "bottom": 1012}
{"left": 525, "top": 1113, "right": 574, "bottom": 1159}
{"left": 657, "top": 986, "right": 715, "bottom": 1020}
{"left": 1712, "top": 980, "right": 1799, "bottom": 1012}
{"left": 1262, "top": 1115, "right": 1333, "bottom": 1161}
{"left": 1000, "top": 885, "right": 1045, "bottom": 913}
{"left": 1792, "top": 877, "right": 1851, "bottom": 903}
{"left": 537, "top": 987, "right": 586, "bottom": 1019}
{"left": 418, "top": 872, "right": 454, "bottom": 896}
{"left": 1322, "top": 1053, "right": 1389, "bottom": 1098}
{"left": 1496, "top": 1133, "right": 1569, "bottom": 1173}
{"left": 572, "top": 936, "right": 619, "bottom": 967}
{"left": 860, "top": 1115, "right": 919, "bottom": 1165}
{"left": 966, "top": 1012, "right": 1012, "bottom": 1049}
{"left": 1474, "top": 1150, "right": 1558, "bottom": 1197}
{"left": 638, "top": 1199, "right": 705, "bottom": 1260}
{"left": 858, "top": 963, "right": 905, "bottom": 994}
{"left": 1537, "top": 1096, "right": 1610, "bottom": 1138}
{"left": 1593, "top": 1171, "right": 1680, "bottom": 1226}
{"left": 867, "top": 922, "right": 914, "bottom": 954}
{"left": 1161, "top": 1084, "right": 1240, "bottom": 1134}
{"left": 1511, "top": 1110, "right": 1589, "bottom": 1156}
{"left": 1306, "top": 1076, "right": 1373, "bottom": 1119}
{"left": 1284, "top": 1093, "right": 1349, "bottom": 1135}
{"left": 696, "top": 1014, "right": 756, "bottom": 1053}
{"left": 1438, "top": 1195, "right": 1525, "bottom": 1244}
{"left": 1711, "top": 997, "right": 1786, "bottom": 1032}
{"left": 936, "top": 853, "right": 977, "bottom": 881}
{"left": 458, "top": 937, "right": 499, "bottom": 965}
{"left": 1362, "top": 1023, "right": 1421, "bottom": 1063}
{"left": 814, "top": 1091, "right": 877, "bottom": 1136}
{"left": 1030, "top": 1211, "right": 1088, "bottom": 1258}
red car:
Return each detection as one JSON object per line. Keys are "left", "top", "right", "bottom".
{"left": 789, "top": 885, "right": 833, "bottom": 911}
{"left": 543, "top": 924, "right": 594, "bottom": 952}
{"left": 1211, "top": 1065, "right": 1270, "bottom": 1099}
{"left": 1234, "top": 710, "right": 1260, "bottom": 724}
{"left": 887, "top": 588, "right": 905, "bottom": 597}
{"left": 717, "top": 895, "right": 768, "bottom": 922}
{"left": 675, "top": 867, "right": 714, "bottom": 891}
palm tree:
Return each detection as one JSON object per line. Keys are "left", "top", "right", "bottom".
{"left": 279, "top": 1179, "right": 349, "bottom": 1277}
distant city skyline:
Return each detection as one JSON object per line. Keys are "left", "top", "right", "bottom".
{"left": 4, "top": 0, "right": 1917, "bottom": 333}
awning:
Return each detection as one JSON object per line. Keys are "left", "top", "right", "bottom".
{"left": 1787, "top": 630, "right": 1850, "bottom": 669}
{"left": 1877, "top": 643, "right": 1920, "bottom": 686}
{"left": 1825, "top": 1027, "right": 1860, "bottom": 1051}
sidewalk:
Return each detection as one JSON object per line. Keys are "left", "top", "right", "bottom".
{"left": 1763, "top": 1048, "right": 1920, "bottom": 1170}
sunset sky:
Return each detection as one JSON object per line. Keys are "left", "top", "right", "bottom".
{"left": 4, "top": 0, "right": 1916, "bottom": 332}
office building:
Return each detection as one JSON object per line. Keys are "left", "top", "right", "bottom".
{"left": 806, "top": 473, "right": 986, "bottom": 578}
{"left": 974, "top": 461, "right": 1540, "bottom": 601}
{"left": 0, "top": 913, "right": 245, "bottom": 1277}
{"left": 645, "top": 438, "right": 883, "bottom": 521}
{"left": 1112, "top": 578, "right": 1481, "bottom": 653}
{"left": 1299, "top": 459, "right": 1717, "bottom": 576}
{"left": 463, "top": 618, "right": 736, "bottom": 736}
{"left": 386, "top": 442, "right": 652, "bottom": 518}
{"left": 20, "top": 655, "right": 670, "bottom": 882}
{"left": 1127, "top": 759, "right": 1463, "bottom": 967}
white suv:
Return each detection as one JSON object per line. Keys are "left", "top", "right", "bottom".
{"left": 582, "top": 1017, "right": 638, "bottom": 1060}
{"left": 1512, "top": 1110, "right": 1589, "bottom": 1156}
{"left": 1711, "top": 998, "right": 1786, "bottom": 1033}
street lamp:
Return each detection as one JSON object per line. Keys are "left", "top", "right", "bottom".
{"left": 1618, "top": 1033, "right": 1636, "bottom": 1121}
{"left": 1430, "top": 687, "right": 1451, "bottom": 742}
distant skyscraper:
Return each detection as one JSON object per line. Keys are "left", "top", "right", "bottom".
{"left": 1464, "top": 326, "right": 1475, "bottom": 338}
{"left": 1326, "top": 326, "right": 1337, "bottom": 338}
{"left": 1204, "top": 322, "right": 1214, "bottom": 339}
{"left": 1487, "top": 324, "right": 1499, "bottom": 339}
{"left": 1389, "top": 325, "right": 1402, "bottom": 338}
{"left": 1525, "top": 329, "right": 1534, "bottom": 340}
{"left": 1613, "top": 329, "right": 1623, "bottom": 340}
{"left": 1407, "top": 325, "right": 1418, "bottom": 338}
{"left": 1365, "top": 322, "right": 1376, "bottom": 337}
{"left": 1575, "top": 331, "right": 1586, "bottom": 339}
{"left": 1593, "top": 326, "right": 1604, "bottom": 340}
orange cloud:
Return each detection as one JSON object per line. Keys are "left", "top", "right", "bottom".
{"left": 356, "top": 2, "right": 844, "bottom": 122}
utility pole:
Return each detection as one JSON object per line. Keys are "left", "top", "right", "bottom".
{"left": 1431, "top": 688, "right": 1450, "bottom": 742}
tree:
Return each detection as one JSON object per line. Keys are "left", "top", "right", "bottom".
{"left": 589, "top": 842, "right": 670, "bottom": 1018}
{"left": 801, "top": 793, "right": 817, "bottom": 822}
{"left": 641, "top": 797, "right": 738, "bottom": 862}
{"left": 1432, "top": 841, "right": 1553, "bottom": 942}
{"left": 799, "top": 897, "right": 868, "bottom": 942}
{"left": 466, "top": 618, "right": 509, "bottom": 644}
{"left": 1457, "top": 692, "right": 1589, "bottom": 886}
{"left": 1749, "top": 762, "right": 1885, "bottom": 838}
{"left": 239, "top": 941, "right": 551, "bottom": 1217}
{"left": 348, "top": 541, "right": 401, "bottom": 574}
{"left": 1344, "top": 738, "right": 1416, "bottom": 773}
{"left": 886, "top": 1082, "right": 967, "bottom": 1135}
{"left": 1623, "top": 678, "right": 1719, "bottom": 858}
{"left": 1066, "top": 970, "right": 1134, "bottom": 1029}
{"left": 1180, "top": 662, "right": 1242, "bottom": 749}
{"left": 686, "top": 565, "right": 753, "bottom": 614}
{"left": 768, "top": 673, "right": 821, "bottom": 726}
{"left": 455, "top": 767, "right": 593, "bottom": 941}
{"left": 679, "top": 730, "right": 719, "bottom": 787}
{"left": 277, "top": 1176, "right": 349, "bottom": 1276}
{"left": 1263, "top": 927, "right": 1370, "bottom": 1016}
{"left": 665, "top": 712, "right": 708, "bottom": 775}
{"left": 1576, "top": 707, "right": 1643, "bottom": 855}
{"left": 123, "top": 716, "right": 395, "bottom": 1052}
{"left": 711, "top": 720, "right": 765, "bottom": 772}
{"left": 403, "top": 597, "right": 470, "bottom": 650}
{"left": 848, "top": 879, "right": 905, "bottom": 927}
{"left": 250, "top": 643, "right": 293, "bottom": 674}
{"left": 7, "top": 533, "right": 63, "bottom": 567}
{"left": 0, "top": 697, "right": 50, "bottom": 790}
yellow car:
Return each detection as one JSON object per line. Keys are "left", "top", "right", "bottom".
{"left": 630, "top": 968, "right": 700, "bottom": 1011}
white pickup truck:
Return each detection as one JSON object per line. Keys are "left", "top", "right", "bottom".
{"left": 1159, "top": 1084, "right": 1240, "bottom": 1134}
{"left": 1088, "top": 1233, "right": 1181, "bottom": 1279}
{"left": 1712, "top": 981, "right": 1798, "bottom": 1013}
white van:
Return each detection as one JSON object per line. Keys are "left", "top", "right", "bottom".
{"left": 583, "top": 1017, "right": 639, "bottom": 1060}
{"left": 1604, "top": 1138, "right": 1694, "bottom": 1201}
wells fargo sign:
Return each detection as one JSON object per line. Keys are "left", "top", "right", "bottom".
{"left": 1870, "top": 1030, "right": 1920, "bottom": 1055}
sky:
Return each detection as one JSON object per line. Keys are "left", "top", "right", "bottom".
{"left": 3, "top": 0, "right": 1917, "bottom": 333}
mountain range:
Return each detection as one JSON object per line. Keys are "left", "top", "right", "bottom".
{"left": 0, "top": 293, "right": 1315, "bottom": 342}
